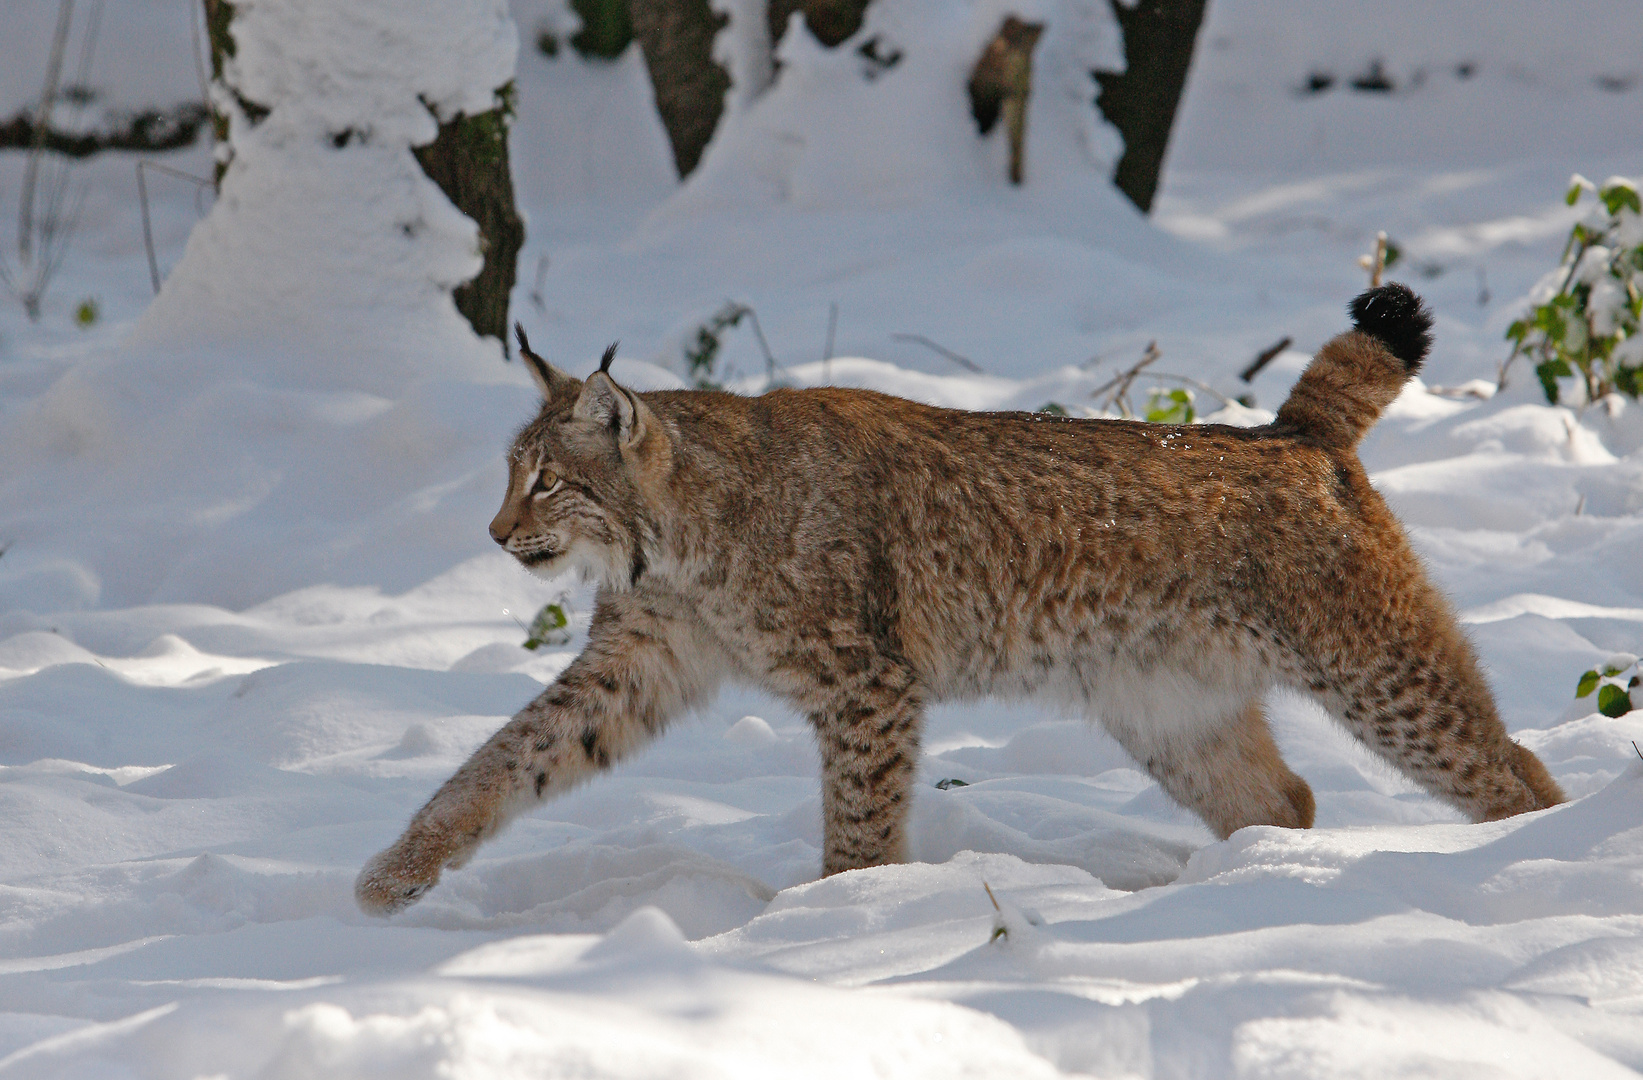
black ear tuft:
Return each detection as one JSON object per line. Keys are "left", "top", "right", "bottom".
{"left": 598, "top": 342, "right": 618, "bottom": 375}
{"left": 1349, "top": 283, "right": 1433, "bottom": 372}
{"left": 515, "top": 322, "right": 532, "bottom": 357}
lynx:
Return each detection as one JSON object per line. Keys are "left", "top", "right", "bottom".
{"left": 357, "top": 284, "right": 1564, "bottom": 915}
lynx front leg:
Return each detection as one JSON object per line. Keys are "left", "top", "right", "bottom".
{"left": 813, "top": 662, "right": 926, "bottom": 875}
{"left": 356, "top": 591, "right": 724, "bottom": 915}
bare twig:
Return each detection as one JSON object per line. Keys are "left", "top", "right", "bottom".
{"left": 19, "top": 0, "right": 75, "bottom": 265}
{"left": 73, "top": 0, "right": 103, "bottom": 102}
{"left": 1239, "top": 336, "right": 1291, "bottom": 383}
{"left": 1632, "top": 740, "right": 1641, "bottom": 762}
{"left": 1146, "top": 372, "right": 1237, "bottom": 409}
{"left": 743, "top": 306, "right": 780, "bottom": 381}
{"left": 982, "top": 880, "right": 1007, "bottom": 942}
{"left": 137, "top": 161, "right": 212, "bottom": 294}
{"left": 892, "top": 332, "right": 985, "bottom": 374}
{"left": 5, "top": 0, "right": 103, "bottom": 320}
{"left": 5, "top": 157, "right": 86, "bottom": 318}
{"left": 1425, "top": 383, "right": 1494, "bottom": 400}
{"left": 529, "top": 254, "right": 548, "bottom": 312}
{"left": 1357, "top": 230, "right": 1388, "bottom": 288}
{"left": 1091, "top": 340, "right": 1160, "bottom": 417}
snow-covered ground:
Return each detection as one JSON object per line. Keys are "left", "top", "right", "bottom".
{"left": 1, "top": 0, "right": 1641, "bottom": 1075}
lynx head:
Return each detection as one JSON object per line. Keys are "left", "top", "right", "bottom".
{"left": 489, "top": 327, "right": 670, "bottom": 591}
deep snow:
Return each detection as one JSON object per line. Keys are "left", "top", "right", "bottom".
{"left": 1, "top": 0, "right": 1642, "bottom": 1076}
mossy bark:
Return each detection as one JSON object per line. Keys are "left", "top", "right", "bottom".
{"left": 202, "top": 0, "right": 235, "bottom": 183}
{"left": 570, "top": 0, "right": 633, "bottom": 58}
{"left": 202, "top": 0, "right": 271, "bottom": 184}
{"left": 629, "top": 0, "right": 731, "bottom": 179}
{"left": 1092, "top": 0, "right": 1206, "bottom": 214}
{"left": 412, "top": 89, "right": 526, "bottom": 354}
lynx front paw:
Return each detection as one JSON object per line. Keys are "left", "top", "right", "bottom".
{"left": 355, "top": 843, "right": 442, "bottom": 917}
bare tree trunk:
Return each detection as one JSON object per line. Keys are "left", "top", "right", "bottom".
{"left": 629, "top": 0, "right": 731, "bottom": 179}
{"left": 1093, "top": 0, "right": 1206, "bottom": 214}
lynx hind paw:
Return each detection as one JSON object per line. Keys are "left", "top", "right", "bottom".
{"left": 355, "top": 847, "right": 439, "bottom": 917}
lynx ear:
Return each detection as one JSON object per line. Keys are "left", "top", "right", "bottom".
{"left": 573, "top": 371, "right": 646, "bottom": 447}
{"left": 514, "top": 323, "right": 575, "bottom": 401}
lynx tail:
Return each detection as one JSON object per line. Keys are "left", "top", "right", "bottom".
{"left": 1275, "top": 283, "right": 1435, "bottom": 450}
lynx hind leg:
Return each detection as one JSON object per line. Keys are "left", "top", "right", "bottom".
{"left": 356, "top": 592, "right": 723, "bottom": 916}
{"left": 1299, "top": 609, "right": 1566, "bottom": 822}
{"left": 814, "top": 662, "right": 926, "bottom": 875}
{"left": 1109, "top": 699, "right": 1315, "bottom": 840}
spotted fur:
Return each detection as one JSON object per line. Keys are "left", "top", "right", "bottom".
{"left": 355, "top": 287, "right": 1563, "bottom": 916}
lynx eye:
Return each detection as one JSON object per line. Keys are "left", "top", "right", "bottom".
{"left": 530, "top": 469, "right": 563, "bottom": 499}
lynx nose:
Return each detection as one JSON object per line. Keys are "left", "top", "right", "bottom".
{"left": 488, "top": 514, "right": 513, "bottom": 546}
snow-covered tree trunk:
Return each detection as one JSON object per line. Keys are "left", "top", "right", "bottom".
{"left": 131, "top": 0, "right": 518, "bottom": 390}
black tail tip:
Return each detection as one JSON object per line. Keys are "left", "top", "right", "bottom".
{"left": 1349, "top": 283, "right": 1433, "bottom": 372}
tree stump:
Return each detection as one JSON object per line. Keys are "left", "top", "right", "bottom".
{"left": 968, "top": 16, "right": 1045, "bottom": 186}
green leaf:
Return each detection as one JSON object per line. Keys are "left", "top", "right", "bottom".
{"left": 1576, "top": 670, "right": 1600, "bottom": 697}
{"left": 1505, "top": 319, "right": 1528, "bottom": 342}
{"left": 935, "top": 777, "right": 970, "bottom": 790}
{"left": 1144, "top": 387, "right": 1196, "bottom": 425}
{"left": 1597, "top": 683, "right": 1632, "bottom": 718}
{"left": 1567, "top": 182, "right": 1584, "bottom": 206}
{"left": 1382, "top": 239, "right": 1402, "bottom": 270}
{"left": 1036, "top": 402, "right": 1069, "bottom": 416}
{"left": 1602, "top": 663, "right": 1625, "bottom": 677}
{"left": 522, "top": 602, "right": 571, "bottom": 650}
{"left": 1600, "top": 183, "right": 1642, "bottom": 216}
{"left": 1535, "top": 360, "right": 1562, "bottom": 404}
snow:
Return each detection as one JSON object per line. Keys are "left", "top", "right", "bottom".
{"left": 2, "top": 0, "right": 1643, "bottom": 1075}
